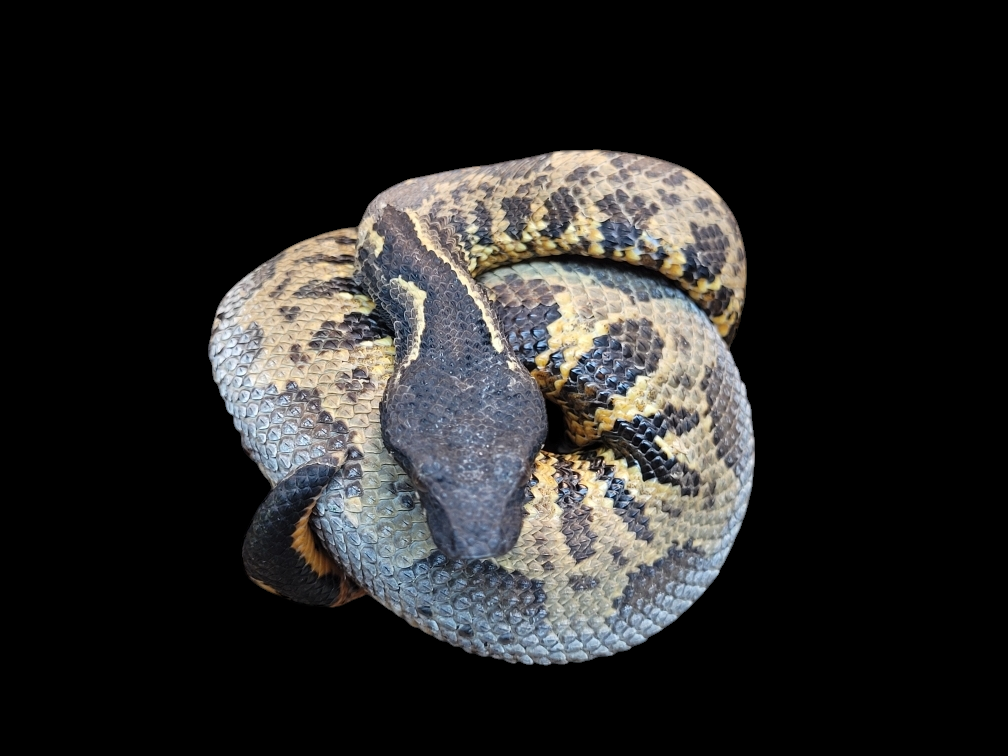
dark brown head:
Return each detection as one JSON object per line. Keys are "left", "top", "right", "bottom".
{"left": 381, "top": 360, "right": 547, "bottom": 559}
{"left": 358, "top": 204, "right": 548, "bottom": 558}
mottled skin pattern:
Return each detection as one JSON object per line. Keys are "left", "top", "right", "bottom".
{"left": 209, "top": 151, "right": 753, "bottom": 663}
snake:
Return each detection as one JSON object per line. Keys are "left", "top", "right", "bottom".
{"left": 209, "top": 150, "right": 753, "bottom": 664}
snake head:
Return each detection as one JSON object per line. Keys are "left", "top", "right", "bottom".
{"left": 408, "top": 443, "right": 536, "bottom": 559}
{"left": 381, "top": 365, "right": 547, "bottom": 560}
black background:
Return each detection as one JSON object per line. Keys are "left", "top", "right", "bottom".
{"left": 200, "top": 138, "right": 772, "bottom": 683}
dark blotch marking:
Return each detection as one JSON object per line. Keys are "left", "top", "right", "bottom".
{"left": 678, "top": 222, "right": 729, "bottom": 286}
{"left": 470, "top": 200, "right": 494, "bottom": 247}
{"left": 490, "top": 274, "right": 561, "bottom": 311}
{"left": 260, "top": 379, "right": 368, "bottom": 467}
{"left": 595, "top": 192, "right": 641, "bottom": 253}
{"left": 565, "top": 165, "right": 591, "bottom": 185}
{"left": 589, "top": 456, "right": 653, "bottom": 543}
{"left": 278, "top": 305, "right": 301, "bottom": 322}
{"left": 490, "top": 275, "right": 562, "bottom": 371}
{"left": 662, "top": 170, "right": 688, "bottom": 187}
{"left": 627, "top": 195, "right": 660, "bottom": 228}
{"left": 704, "top": 285, "right": 733, "bottom": 319}
{"left": 609, "top": 541, "right": 706, "bottom": 617}
{"left": 701, "top": 355, "right": 745, "bottom": 473}
{"left": 293, "top": 277, "right": 364, "bottom": 298}
{"left": 605, "top": 319, "right": 664, "bottom": 375}
{"left": 598, "top": 218, "right": 641, "bottom": 253}
{"left": 605, "top": 402, "right": 702, "bottom": 494}
{"left": 542, "top": 187, "right": 579, "bottom": 239}
{"left": 297, "top": 252, "right": 355, "bottom": 265}
{"left": 558, "top": 319, "right": 663, "bottom": 419}
{"left": 501, "top": 195, "right": 532, "bottom": 240}
{"left": 656, "top": 189, "right": 681, "bottom": 208}
{"left": 475, "top": 181, "right": 494, "bottom": 200}
{"left": 307, "top": 312, "right": 391, "bottom": 352}
{"left": 288, "top": 343, "right": 309, "bottom": 365}
{"left": 552, "top": 458, "right": 598, "bottom": 564}
{"left": 450, "top": 184, "right": 470, "bottom": 206}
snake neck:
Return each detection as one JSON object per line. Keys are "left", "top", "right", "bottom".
{"left": 358, "top": 206, "right": 547, "bottom": 559}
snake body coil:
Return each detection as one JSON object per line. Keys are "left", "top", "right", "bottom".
{"left": 210, "top": 151, "right": 753, "bottom": 663}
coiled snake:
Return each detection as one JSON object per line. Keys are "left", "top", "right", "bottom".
{"left": 209, "top": 151, "right": 753, "bottom": 663}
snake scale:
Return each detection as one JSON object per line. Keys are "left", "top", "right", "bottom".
{"left": 209, "top": 150, "right": 753, "bottom": 664}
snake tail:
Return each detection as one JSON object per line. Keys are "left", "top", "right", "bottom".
{"left": 242, "top": 463, "right": 365, "bottom": 607}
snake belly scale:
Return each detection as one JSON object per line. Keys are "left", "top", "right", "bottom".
{"left": 209, "top": 151, "right": 753, "bottom": 663}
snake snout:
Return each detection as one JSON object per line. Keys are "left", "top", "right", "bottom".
{"left": 409, "top": 448, "right": 535, "bottom": 559}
